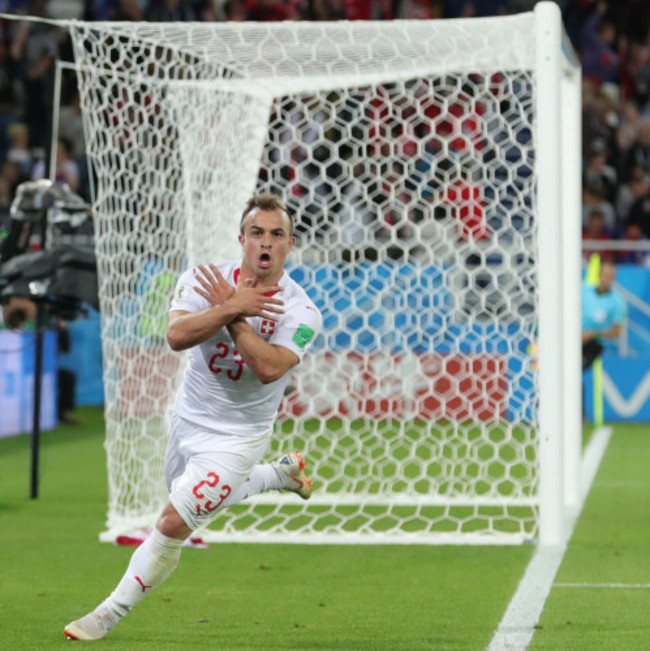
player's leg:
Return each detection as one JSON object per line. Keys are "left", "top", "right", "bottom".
{"left": 273, "top": 451, "right": 312, "bottom": 499}
{"left": 64, "top": 416, "right": 194, "bottom": 640}
{"left": 63, "top": 423, "right": 310, "bottom": 640}
{"left": 63, "top": 509, "right": 186, "bottom": 640}
{"left": 224, "top": 451, "right": 313, "bottom": 506}
{"left": 166, "top": 417, "right": 311, "bottom": 505}
{"left": 63, "top": 466, "right": 312, "bottom": 640}
{"left": 582, "top": 339, "right": 604, "bottom": 370}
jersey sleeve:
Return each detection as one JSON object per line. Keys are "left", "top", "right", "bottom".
{"left": 269, "top": 299, "right": 322, "bottom": 362}
{"left": 169, "top": 268, "right": 210, "bottom": 313}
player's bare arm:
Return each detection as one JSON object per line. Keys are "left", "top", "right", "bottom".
{"left": 167, "top": 268, "right": 285, "bottom": 351}
{"left": 227, "top": 318, "right": 299, "bottom": 384}
{"left": 191, "top": 266, "right": 295, "bottom": 382}
{"left": 225, "top": 270, "right": 298, "bottom": 383}
{"left": 583, "top": 323, "right": 622, "bottom": 344}
{"left": 195, "top": 264, "right": 284, "bottom": 320}
{"left": 582, "top": 330, "right": 597, "bottom": 343}
{"left": 167, "top": 306, "right": 242, "bottom": 351}
{"left": 599, "top": 322, "right": 622, "bottom": 339}
{"left": 167, "top": 292, "right": 284, "bottom": 351}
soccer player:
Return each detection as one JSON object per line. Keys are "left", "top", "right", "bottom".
{"left": 582, "top": 259, "right": 626, "bottom": 370}
{"left": 64, "top": 193, "right": 323, "bottom": 640}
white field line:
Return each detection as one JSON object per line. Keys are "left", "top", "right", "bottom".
{"left": 592, "top": 480, "right": 648, "bottom": 488}
{"left": 554, "top": 583, "right": 650, "bottom": 589}
{"left": 487, "top": 426, "right": 613, "bottom": 651}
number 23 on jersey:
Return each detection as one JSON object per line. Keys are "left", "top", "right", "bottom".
{"left": 208, "top": 342, "right": 243, "bottom": 381}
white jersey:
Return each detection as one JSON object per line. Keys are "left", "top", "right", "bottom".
{"left": 169, "top": 259, "right": 322, "bottom": 437}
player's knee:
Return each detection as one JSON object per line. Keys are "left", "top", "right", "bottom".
{"left": 156, "top": 502, "right": 192, "bottom": 540}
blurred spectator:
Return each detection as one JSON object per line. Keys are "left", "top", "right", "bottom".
{"left": 6, "top": 122, "right": 32, "bottom": 177}
{"left": 308, "top": 0, "right": 346, "bottom": 20}
{"left": 0, "top": 159, "right": 21, "bottom": 226}
{"left": 627, "top": 191, "right": 650, "bottom": 239}
{"left": 83, "top": 1, "right": 117, "bottom": 21}
{"left": 0, "top": 40, "right": 23, "bottom": 151}
{"left": 246, "top": 0, "right": 302, "bottom": 21}
{"left": 618, "top": 221, "right": 650, "bottom": 265}
{"left": 57, "top": 322, "right": 81, "bottom": 425}
{"left": 580, "top": 1, "right": 619, "bottom": 86}
{"left": 9, "top": 0, "right": 61, "bottom": 149}
{"left": 82, "top": 0, "right": 145, "bottom": 21}
{"left": 1, "top": 295, "right": 36, "bottom": 330}
{"left": 31, "top": 137, "right": 80, "bottom": 192}
{"left": 583, "top": 139, "right": 617, "bottom": 204}
{"left": 582, "top": 184, "right": 617, "bottom": 233}
{"left": 1, "top": 295, "right": 81, "bottom": 425}
{"left": 609, "top": 0, "right": 650, "bottom": 48}
{"left": 444, "top": 1, "right": 513, "bottom": 18}
{"left": 616, "top": 165, "right": 649, "bottom": 223}
{"left": 400, "top": 0, "right": 443, "bottom": 19}
{"left": 196, "top": 0, "right": 219, "bottom": 21}
{"left": 582, "top": 208, "right": 614, "bottom": 262}
{"left": 343, "top": 0, "right": 372, "bottom": 20}
{"left": 621, "top": 118, "right": 650, "bottom": 181}
{"left": 145, "top": 0, "right": 205, "bottom": 21}
{"left": 223, "top": 0, "right": 248, "bottom": 20}
{"left": 57, "top": 91, "right": 90, "bottom": 199}
{"left": 619, "top": 39, "right": 650, "bottom": 108}
{"left": 58, "top": 91, "right": 85, "bottom": 160}
{"left": 582, "top": 81, "right": 618, "bottom": 162}
{"left": 616, "top": 99, "right": 641, "bottom": 162}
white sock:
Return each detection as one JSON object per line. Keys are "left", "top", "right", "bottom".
{"left": 94, "top": 467, "right": 283, "bottom": 623}
{"left": 223, "top": 464, "right": 285, "bottom": 507}
{"left": 97, "top": 528, "right": 183, "bottom": 622}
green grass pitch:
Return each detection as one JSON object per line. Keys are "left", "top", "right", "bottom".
{"left": 0, "top": 408, "right": 648, "bottom": 649}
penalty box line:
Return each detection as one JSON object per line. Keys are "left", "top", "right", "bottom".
{"left": 487, "top": 426, "right": 613, "bottom": 651}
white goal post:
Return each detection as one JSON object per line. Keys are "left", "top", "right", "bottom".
{"left": 57, "top": 2, "right": 580, "bottom": 545}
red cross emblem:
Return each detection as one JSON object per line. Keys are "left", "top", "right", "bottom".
{"left": 260, "top": 320, "right": 275, "bottom": 336}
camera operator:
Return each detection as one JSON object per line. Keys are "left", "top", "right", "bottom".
{"left": 2, "top": 295, "right": 80, "bottom": 426}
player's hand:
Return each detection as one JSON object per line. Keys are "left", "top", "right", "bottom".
{"left": 228, "top": 276, "right": 284, "bottom": 322}
{"left": 193, "top": 264, "right": 235, "bottom": 306}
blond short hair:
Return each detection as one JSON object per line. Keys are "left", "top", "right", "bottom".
{"left": 239, "top": 193, "right": 292, "bottom": 235}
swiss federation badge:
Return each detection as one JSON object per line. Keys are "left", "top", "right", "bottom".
{"left": 260, "top": 319, "right": 276, "bottom": 336}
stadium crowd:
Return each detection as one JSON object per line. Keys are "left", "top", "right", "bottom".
{"left": 0, "top": 0, "right": 648, "bottom": 264}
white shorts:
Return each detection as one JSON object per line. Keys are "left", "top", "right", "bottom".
{"left": 165, "top": 413, "right": 272, "bottom": 531}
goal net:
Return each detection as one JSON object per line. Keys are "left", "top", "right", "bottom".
{"left": 65, "top": 3, "right": 580, "bottom": 544}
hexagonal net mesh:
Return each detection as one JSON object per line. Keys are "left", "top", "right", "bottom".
{"left": 65, "top": 12, "right": 567, "bottom": 543}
